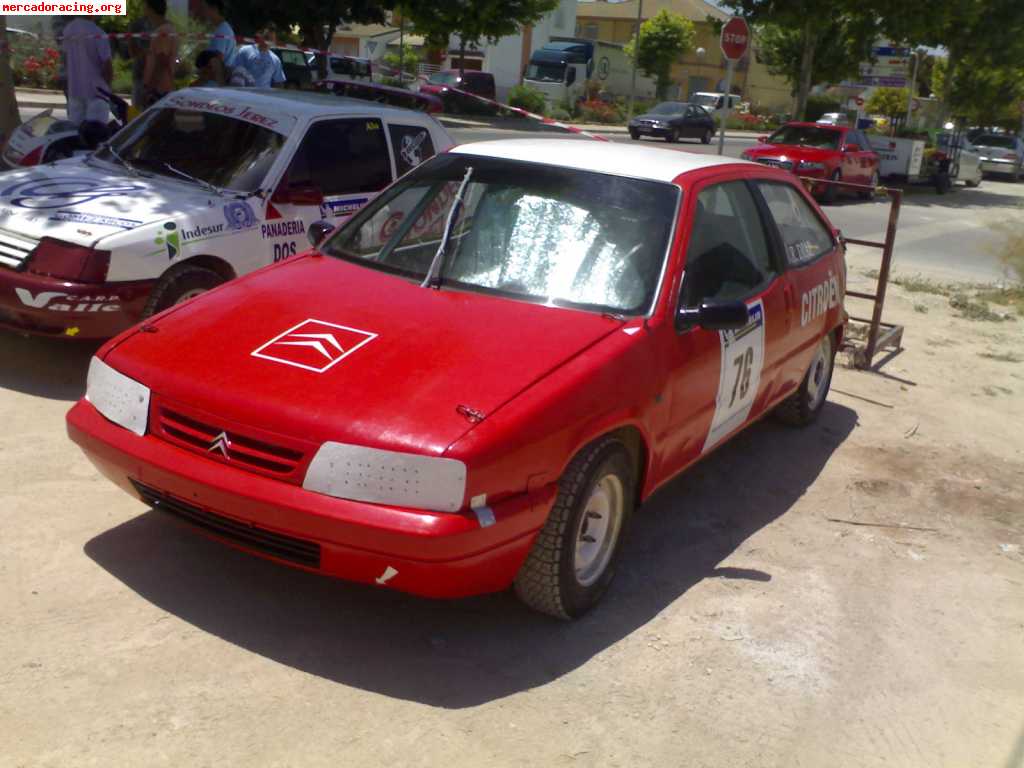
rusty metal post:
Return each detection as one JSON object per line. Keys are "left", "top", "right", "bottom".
{"left": 864, "top": 189, "right": 901, "bottom": 364}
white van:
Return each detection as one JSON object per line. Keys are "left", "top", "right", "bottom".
{"left": 691, "top": 91, "right": 743, "bottom": 119}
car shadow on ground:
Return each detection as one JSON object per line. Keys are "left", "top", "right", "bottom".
{"left": 0, "top": 329, "right": 99, "bottom": 401}
{"left": 84, "top": 402, "right": 858, "bottom": 709}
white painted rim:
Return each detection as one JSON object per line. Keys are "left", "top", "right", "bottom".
{"left": 573, "top": 473, "right": 624, "bottom": 587}
{"left": 807, "top": 334, "right": 834, "bottom": 410}
{"left": 174, "top": 288, "right": 208, "bottom": 304}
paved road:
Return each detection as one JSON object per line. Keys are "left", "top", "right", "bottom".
{"left": 449, "top": 124, "right": 1021, "bottom": 283}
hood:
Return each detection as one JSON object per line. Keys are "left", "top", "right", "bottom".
{"left": 0, "top": 159, "right": 221, "bottom": 245}
{"left": 107, "top": 254, "right": 622, "bottom": 456}
{"left": 745, "top": 143, "right": 838, "bottom": 162}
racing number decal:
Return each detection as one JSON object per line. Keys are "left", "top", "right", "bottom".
{"left": 703, "top": 300, "right": 766, "bottom": 453}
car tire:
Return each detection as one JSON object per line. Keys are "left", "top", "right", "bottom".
{"left": 143, "top": 266, "right": 226, "bottom": 317}
{"left": 1012, "top": 165, "right": 1022, "bottom": 183}
{"left": 775, "top": 332, "right": 836, "bottom": 427}
{"left": 965, "top": 173, "right": 981, "bottom": 188}
{"left": 514, "top": 438, "right": 635, "bottom": 619}
{"left": 665, "top": 128, "right": 678, "bottom": 143}
{"left": 629, "top": 130, "right": 639, "bottom": 141}
{"left": 822, "top": 169, "right": 841, "bottom": 204}
{"left": 701, "top": 128, "right": 713, "bottom": 145}
{"left": 859, "top": 171, "right": 878, "bottom": 200}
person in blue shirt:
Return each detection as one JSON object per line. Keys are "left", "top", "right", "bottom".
{"left": 235, "top": 28, "right": 286, "bottom": 88}
{"left": 198, "top": 0, "right": 237, "bottom": 82}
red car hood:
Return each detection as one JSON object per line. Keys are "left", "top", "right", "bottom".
{"left": 745, "top": 143, "right": 838, "bottom": 163}
{"left": 106, "top": 255, "right": 621, "bottom": 456}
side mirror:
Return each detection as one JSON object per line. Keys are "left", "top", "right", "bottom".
{"left": 757, "top": 135, "right": 768, "bottom": 143}
{"left": 677, "top": 300, "right": 749, "bottom": 331}
{"left": 308, "top": 219, "right": 335, "bottom": 247}
{"left": 272, "top": 181, "right": 325, "bottom": 206}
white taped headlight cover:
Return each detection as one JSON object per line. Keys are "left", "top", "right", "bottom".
{"left": 85, "top": 356, "right": 151, "bottom": 436}
{"left": 303, "top": 442, "right": 467, "bottom": 513}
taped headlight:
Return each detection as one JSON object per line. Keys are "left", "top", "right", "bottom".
{"left": 85, "top": 356, "right": 151, "bottom": 436}
{"left": 303, "top": 442, "right": 466, "bottom": 513}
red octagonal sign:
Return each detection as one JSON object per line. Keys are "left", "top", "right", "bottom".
{"left": 720, "top": 16, "right": 750, "bottom": 61}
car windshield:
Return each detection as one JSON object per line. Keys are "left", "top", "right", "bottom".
{"left": 428, "top": 71, "right": 458, "bottom": 85}
{"left": 323, "top": 154, "right": 678, "bottom": 315}
{"left": 650, "top": 102, "right": 687, "bottom": 115}
{"left": 974, "top": 134, "right": 1016, "bottom": 148}
{"left": 526, "top": 62, "right": 566, "bottom": 82}
{"left": 768, "top": 125, "right": 841, "bottom": 149}
{"left": 97, "top": 107, "right": 284, "bottom": 193}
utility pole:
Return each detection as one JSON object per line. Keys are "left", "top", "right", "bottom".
{"left": 905, "top": 50, "right": 919, "bottom": 129}
{"left": 717, "top": 60, "right": 733, "bottom": 156}
{"left": 627, "top": 0, "right": 643, "bottom": 120}
{"left": 398, "top": 11, "right": 405, "bottom": 84}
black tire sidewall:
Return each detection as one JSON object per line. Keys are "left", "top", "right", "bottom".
{"left": 145, "top": 268, "right": 224, "bottom": 317}
{"left": 556, "top": 446, "right": 635, "bottom": 618}
{"left": 823, "top": 170, "right": 841, "bottom": 204}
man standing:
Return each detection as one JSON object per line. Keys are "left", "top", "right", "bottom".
{"left": 199, "top": 0, "right": 237, "bottom": 83}
{"left": 60, "top": 16, "right": 112, "bottom": 126}
{"left": 142, "top": 0, "right": 178, "bottom": 106}
{"left": 235, "top": 28, "right": 285, "bottom": 88}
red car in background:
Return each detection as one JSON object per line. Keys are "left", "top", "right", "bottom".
{"left": 742, "top": 122, "right": 880, "bottom": 203}
{"left": 419, "top": 70, "right": 498, "bottom": 114}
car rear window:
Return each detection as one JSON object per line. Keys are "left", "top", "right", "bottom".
{"left": 975, "top": 135, "right": 1016, "bottom": 148}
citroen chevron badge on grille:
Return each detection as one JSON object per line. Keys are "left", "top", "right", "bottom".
{"left": 208, "top": 431, "right": 231, "bottom": 458}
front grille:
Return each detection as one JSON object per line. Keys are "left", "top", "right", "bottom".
{"left": 0, "top": 228, "right": 39, "bottom": 270}
{"left": 157, "top": 405, "right": 306, "bottom": 479}
{"left": 756, "top": 158, "right": 794, "bottom": 170}
{"left": 133, "top": 480, "right": 321, "bottom": 567}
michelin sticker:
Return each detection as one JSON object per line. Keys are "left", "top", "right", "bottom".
{"left": 320, "top": 198, "right": 368, "bottom": 218}
{"left": 0, "top": 177, "right": 146, "bottom": 209}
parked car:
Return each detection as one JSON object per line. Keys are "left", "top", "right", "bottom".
{"left": 419, "top": 69, "right": 497, "bottom": 114}
{"left": 273, "top": 47, "right": 315, "bottom": 90}
{"left": 68, "top": 139, "right": 847, "bottom": 619}
{"left": 0, "top": 88, "right": 453, "bottom": 339}
{"left": 742, "top": 122, "right": 880, "bottom": 203}
{"left": 971, "top": 133, "right": 1024, "bottom": 181}
{"left": 308, "top": 53, "right": 373, "bottom": 83}
{"left": 935, "top": 132, "right": 983, "bottom": 188}
{"left": 315, "top": 79, "right": 443, "bottom": 114}
{"left": 628, "top": 101, "right": 715, "bottom": 144}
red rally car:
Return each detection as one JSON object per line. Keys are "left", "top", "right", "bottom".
{"left": 742, "top": 122, "right": 880, "bottom": 203}
{"left": 67, "top": 140, "right": 847, "bottom": 619}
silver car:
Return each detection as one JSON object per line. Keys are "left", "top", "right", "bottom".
{"left": 972, "top": 133, "right": 1024, "bottom": 181}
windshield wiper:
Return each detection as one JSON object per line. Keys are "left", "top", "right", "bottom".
{"left": 421, "top": 166, "right": 473, "bottom": 289}
{"left": 104, "top": 143, "right": 143, "bottom": 177}
{"left": 160, "top": 161, "right": 222, "bottom": 196}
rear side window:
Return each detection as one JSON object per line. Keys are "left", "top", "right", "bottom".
{"left": 680, "top": 181, "right": 775, "bottom": 307}
{"left": 389, "top": 124, "right": 436, "bottom": 177}
{"left": 286, "top": 118, "right": 392, "bottom": 196}
{"left": 757, "top": 182, "right": 835, "bottom": 267}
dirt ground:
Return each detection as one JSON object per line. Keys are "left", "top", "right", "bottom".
{"left": 2, "top": 244, "right": 1023, "bottom": 766}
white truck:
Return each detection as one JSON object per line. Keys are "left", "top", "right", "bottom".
{"left": 523, "top": 38, "right": 656, "bottom": 106}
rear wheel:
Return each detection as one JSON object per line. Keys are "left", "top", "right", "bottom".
{"left": 701, "top": 128, "right": 713, "bottom": 145}
{"left": 514, "top": 438, "right": 634, "bottom": 619}
{"left": 775, "top": 333, "right": 835, "bottom": 426}
{"left": 143, "top": 266, "right": 226, "bottom": 317}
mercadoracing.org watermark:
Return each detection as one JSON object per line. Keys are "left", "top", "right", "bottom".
{"left": 2, "top": 1, "right": 124, "bottom": 12}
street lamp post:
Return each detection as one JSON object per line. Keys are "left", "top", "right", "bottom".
{"left": 627, "top": 0, "right": 644, "bottom": 120}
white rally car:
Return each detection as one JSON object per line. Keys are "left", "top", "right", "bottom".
{"left": 0, "top": 88, "right": 453, "bottom": 339}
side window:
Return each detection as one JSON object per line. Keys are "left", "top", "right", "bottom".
{"left": 286, "top": 119, "right": 392, "bottom": 196}
{"left": 757, "top": 182, "right": 835, "bottom": 267}
{"left": 389, "top": 123, "right": 436, "bottom": 177}
{"left": 680, "top": 181, "right": 776, "bottom": 308}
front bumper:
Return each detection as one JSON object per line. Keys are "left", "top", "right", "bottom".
{"left": 67, "top": 400, "right": 555, "bottom": 599}
{"left": 0, "top": 268, "right": 153, "bottom": 339}
{"left": 630, "top": 123, "right": 672, "bottom": 136}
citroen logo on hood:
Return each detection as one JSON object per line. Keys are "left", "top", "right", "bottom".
{"left": 209, "top": 431, "right": 231, "bottom": 458}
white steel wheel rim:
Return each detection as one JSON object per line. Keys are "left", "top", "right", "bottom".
{"left": 175, "top": 288, "right": 207, "bottom": 304}
{"left": 807, "top": 335, "right": 834, "bottom": 409}
{"left": 573, "top": 474, "right": 624, "bottom": 587}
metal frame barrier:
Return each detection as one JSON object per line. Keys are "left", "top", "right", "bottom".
{"left": 800, "top": 176, "right": 904, "bottom": 370}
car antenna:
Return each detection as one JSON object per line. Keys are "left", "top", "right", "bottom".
{"left": 422, "top": 166, "right": 473, "bottom": 290}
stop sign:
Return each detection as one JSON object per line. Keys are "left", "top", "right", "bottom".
{"left": 720, "top": 16, "right": 750, "bottom": 61}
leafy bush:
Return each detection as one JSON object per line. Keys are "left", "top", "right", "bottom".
{"left": 14, "top": 46, "right": 61, "bottom": 89}
{"left": 112, "top": 56, "right": 133, "bottom": 95}
{"left": 548, "top": 107, "right": 572, "bottom": 122}
{"left": 579, "top": 98, "right": 623, "bottom": 124}
{"left": 508, "top": 85, "right": 547, "bottom": 116}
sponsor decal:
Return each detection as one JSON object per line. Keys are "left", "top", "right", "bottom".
{"left": 272, "top": 241, "right": 297, "bottom": 262}
{"left": 223, "top": 201, "right": 256, "bottom": 231}
{"left": 15, "top": 288, "right": 121, "bottom": 313}
{"left": 320, "top": 198, "right": 368, "bottom": 219}
{"left": 365, "top": 120, "right": 381, "bottom": 131}
{"left": 181, "top": 221, "right": 225, "bottom": 243}
{"left": 801, "top": 270, "right": 841, "bottom": 326}
{"left": 251, "top": 318, "right": 377, "bottom": 373}
{"left": 703, "top": 301, "right": 765, "bottom": 453}
{"left": 261, "top": 219, "right": 306, "bottom": 239}
{"left": 48, "top": 210, "right": 143, "bottom": 229}
{"left": 162, "top": 95, "right": 286, "bottom": 132}
{"left": 399, "top": 131, "right": 428, "bottom": 168}
{"left": 155, "top": 222, "right": 180, "bottom": 260}
{"left": 0, "top": 176, "right": 147, "bottom": 210}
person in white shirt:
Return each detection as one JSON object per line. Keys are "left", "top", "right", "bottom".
{"left": 235, "top": 28, "right": 286, "bottom": 88}
{"left": 61, "top": 16, "right": 113, "bottom": 126}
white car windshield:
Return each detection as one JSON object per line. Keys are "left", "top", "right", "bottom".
{"left": 96, "top": 107, "right": 285, "bottom": 193}
{"left": 324, "top": 155, "right": 678, "bottom": 315}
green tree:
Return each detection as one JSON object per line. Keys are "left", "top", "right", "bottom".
{"left": 233, "top": 0, "right": 393, "bottom": 55}
{"left": 382, "top": 43, "right": 420, "bottom": 80}
{"left": 401, "top": 0, "right": 559, "bottom": 76}
{"left": 624, "top": 9, "right": 695, "bottom": 100}
{"left": 865, "top": 86, "right": 908, "bottom": 133}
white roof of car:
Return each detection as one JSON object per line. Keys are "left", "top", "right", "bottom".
{"left": 174, "top": 86, "right": 437, "bottom": 121}
{"left": 451, "top": 139, "right": 750, "bottom": 182}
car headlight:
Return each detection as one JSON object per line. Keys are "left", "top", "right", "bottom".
{"left": 798, "top": 161, "right": 826, "bottom": 170}
{"left": 303, "top": 442, "right": 467, "bottom": 513}
{"left": 86, "top": 356, "right": 151, "bottom": 436}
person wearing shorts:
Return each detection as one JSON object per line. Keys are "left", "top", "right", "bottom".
{"left": 61, "top": 16, "right": 113, "bottom": 126}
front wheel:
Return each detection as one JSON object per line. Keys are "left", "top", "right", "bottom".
{"left": 514, "top": 438, "right": 634, "bottom": 619}
{"left": 859, "top": 171, "right": 878, "bottom": 200}
{"left": 822, "top": 170, "right": 841, "bottom": 204}
{"left": 629, "top": 129, "right": 639, "bottom": 141}
{"left": 775, "top": 333, "right": 836, "bottom": 426}
{"left": 665, "top": 128, "right": 678, "bottom": 143}
{"left": 143, "top": 266, "right": 226, "bottom": 317}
